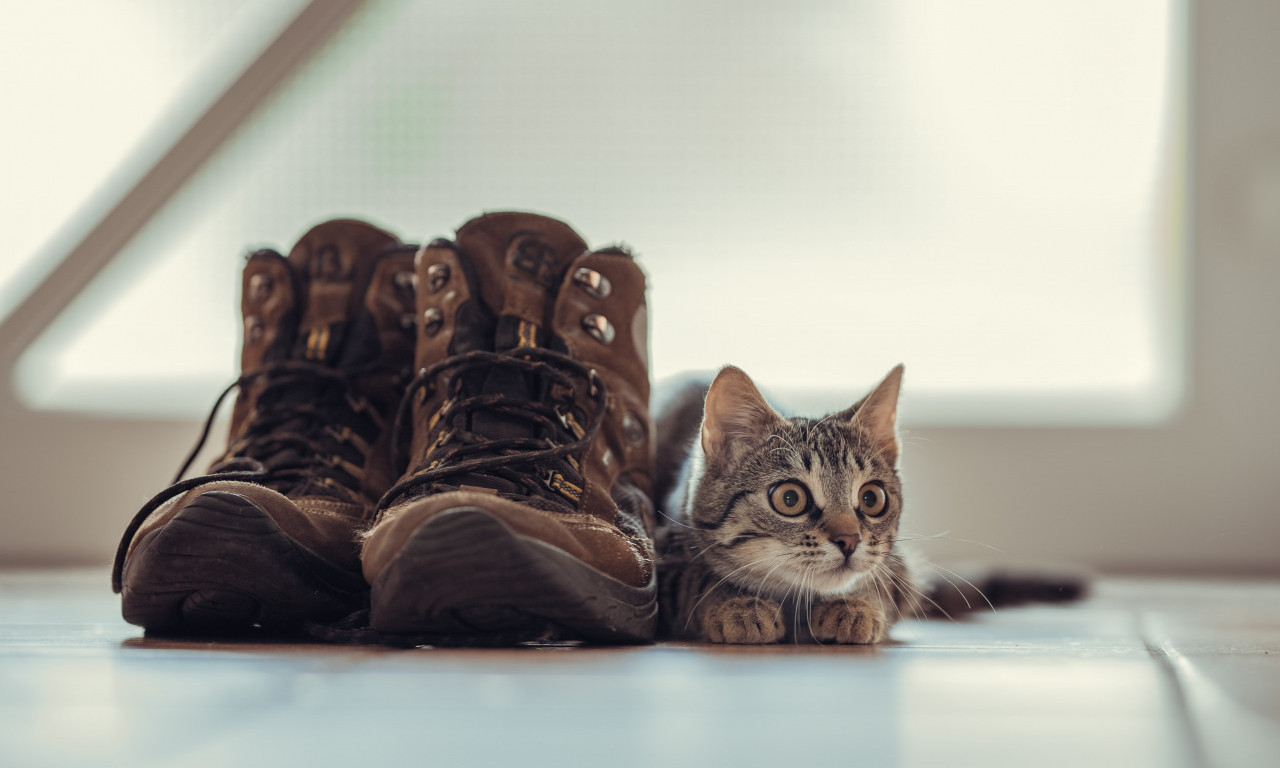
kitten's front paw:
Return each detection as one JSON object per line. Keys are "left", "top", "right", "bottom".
{"left": 810, "top": 598, "right": 886, "bottom": 644}
{"left": 703, "top": 596, "right": 785, "bottom": 644}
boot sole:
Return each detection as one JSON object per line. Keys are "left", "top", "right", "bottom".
{"left": 369, "top": 507, "right": 657, "bottom": 644}
{"left": 120, "top": 491, "right": 366, "bottom": 635}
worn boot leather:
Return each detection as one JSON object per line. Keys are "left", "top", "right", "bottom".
{"left": 362, "top": 212, "right": 658, "bottom": 643}
{"left": 113, "top": 219, "right": 417, "bottom": 634}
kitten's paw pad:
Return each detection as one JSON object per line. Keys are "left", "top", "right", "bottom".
{"left": 704, "top": 596, "right": 785, "bottom": 644}
{"left": 811, "top": 599, "right": 886, "bottom": 644}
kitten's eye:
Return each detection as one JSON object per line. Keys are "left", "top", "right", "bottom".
{"left": 768, "top": 481, "right": 810, "bottom": 517}
{"left": 859, "top": 483, "right": 888, "bottom": 517}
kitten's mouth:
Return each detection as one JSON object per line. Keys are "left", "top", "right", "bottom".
{"left": 830, "top": 555, "right": 874, "bottom": 579}
{"left": 805, "top": 562, "right": 864, "bottom": 594}
{"left": 836, "top": 559, "right": 864, "bottom": 574}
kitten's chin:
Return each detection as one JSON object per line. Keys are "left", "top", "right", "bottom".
{"left": 803, "top": 555, "right": 885, "bottom": 596}
{"left": 807, "top": 562, "right": 871, "bottom": 596}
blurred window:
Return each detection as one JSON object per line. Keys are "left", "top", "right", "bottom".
{"left": 0, "top": 0, "right": 306, "bottom": 317}
{"left": 12, "top": 0, "right": 1183, "bottom": 425}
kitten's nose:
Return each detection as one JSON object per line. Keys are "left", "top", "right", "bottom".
{"left": 831, "top": 533, "right": 861, "bottom": 557}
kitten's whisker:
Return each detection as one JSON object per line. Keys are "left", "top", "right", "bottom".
{"left": 927, "top": 562, "right": 997, "bottom": 613}
{"left": 656, "top": 509, "right": 697, "bottom": 530}
{"left": 773, "top": 576, "right": 793, "bottom": 642}
{"left": 683, "top": 552, "right": 791, "bottom": 631}
{"left": 871, "top": 568, "right": 891, "bottom": 617}
{"left": 755, "top": 558, "right": 793, "bottom": 607}
{"left": 895, "top": 531, "right": 1005, "bottom": 554}
{"left": 765, "top": 432, "right": 803, "bottom": 468}
{"left": 900, "top": 433, "right": 933, "bottom": 448}
{"left": 685, "top": 540, "right": 724, "bottom": 565}
{"left": 790, "top": 574, "right": 805, "bottom": 644}
{"left": 914, "top": 564, "right": 972, "bottom": 615}
{"left": 870, "top": 568, "right": 914, "bottom": 637}
{"left": 921, "top": 563, "right": 974, "bottom": 611}
{"left": 881, "top": 564, "right": 950, "bottom": 622}
{"left": 804, "top": 572, "right": 818, "bottom": 644}
{"left": 900, "top": 576, "right": 936, "bottom": 622}
{"left": 890, "top": 572, "right": 927, "bottom": 626}
{"left": 793, "top": 570, "right": 809, "bottom": 643}
{"left": 812, "top": 412, "right": 841, "bottom": 432}
{"left": 877, "top": 568, "right": 908, "bottom": 624}
{"left": 950, "top": 538, "right": 1005, "bottom": 553}
{"left": 777, "top": 573, "right": 809, "bottom": 644}
{"left": 894, "top": 531, "right": 954, "bottom": 543}
{"left": 806, "top": 574, "right": 817, "bottom": 642}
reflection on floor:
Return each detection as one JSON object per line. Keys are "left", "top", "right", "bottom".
{"left": 1, "top": 571, "right": 1277, "bottom": 767}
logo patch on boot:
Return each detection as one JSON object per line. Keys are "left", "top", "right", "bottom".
{"left": 308, "top": 243, "right": 350, "bottom": 281}
{"left": 510, "top": 236, "right": 559, "bottom": 287}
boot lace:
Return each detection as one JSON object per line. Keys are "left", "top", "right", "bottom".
{"left": 111, "top": 359, "right": 399, "bottom": 593}
{"left": 377, "top": 348, "right": 607, "bottom": 512}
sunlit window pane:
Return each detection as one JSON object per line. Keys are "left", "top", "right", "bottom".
{"left": 14, "top": 0, "right": 1183, "bottom": 425}
{"left": 0, "top": 0, "right": 306, "bottom": 316}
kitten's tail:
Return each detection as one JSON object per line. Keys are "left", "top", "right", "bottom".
{"left": 915, "top": 564, "right": 1089, "bottom": 620}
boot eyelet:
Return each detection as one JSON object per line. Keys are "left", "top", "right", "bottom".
{"left": 582, "top": 314, "right": 614, "bottom": 344}
{"left": 399, "top": 313, "right": 416, "bottom": 330}
{"left": 426, "top": 263, "right": 451, "bottom": 293}
{"left": 394, "top": 271, "right": 416, "bottom": 292}
{"left": 622, "top": 412, "right": 646, "bottom": 446}
{"left": 248, "top": 274, "right": 273, "bottom": 303}
{"left": 422, "top": 307, "right": 443, "bottom": 337}
{"left": 245, "top": 316, "right": 265, "bottom": 343}
{"left": 573, "top": 267, "right": 611, "bottom": 299}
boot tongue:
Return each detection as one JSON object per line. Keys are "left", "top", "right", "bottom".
{"left": 286, "top": 219, "right": 399, "bottom": 367}
{"left": 256, "top": 220, "right": 401, "bottom": 494}
{"left": 451, "top": 212, "right": 589, "bottom": 342}
{"left": 452, "top": 215, "right": 588, "bottom": 442}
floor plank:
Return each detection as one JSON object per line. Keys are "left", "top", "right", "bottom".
{"left": 1, "top": 570, "right": 1277, "bottom": 767}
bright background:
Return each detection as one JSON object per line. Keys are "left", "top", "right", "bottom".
{"left": 3, "top": 0, "right": 1279, "bottom": 575}
{"left": 6, "top": 0, "right": 1179, "bottom": 424}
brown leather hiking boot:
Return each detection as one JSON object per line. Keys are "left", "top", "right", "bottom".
{"left": 112, "top": 219, "right": 417, "bottom": 634}
{"left": 361, "top": 212, "right": 657, "bottom": 643}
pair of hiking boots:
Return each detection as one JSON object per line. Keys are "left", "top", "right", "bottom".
{"left": 111, "top": 212, "right": 658, "bottom": 644}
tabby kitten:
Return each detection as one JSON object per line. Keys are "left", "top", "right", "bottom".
{"left": 655, "top": 364, "right": 920, "bottom": 644}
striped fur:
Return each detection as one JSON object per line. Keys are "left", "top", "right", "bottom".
{"left": 655, "top": 365, "right": 924, "bottom": 644}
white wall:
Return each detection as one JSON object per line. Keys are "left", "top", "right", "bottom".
{"left": 902, "top": 0, "right": 1280, "bottom": 574}
{"left": 1, "top": 0, "right": 1277, "bottom": 574}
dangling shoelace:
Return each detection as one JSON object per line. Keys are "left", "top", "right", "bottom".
{"left": 111, "top": 359, "right": 401, "bottom": 593}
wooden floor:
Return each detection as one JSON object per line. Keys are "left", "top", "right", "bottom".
{"left": 1, "top": 570, "right": 1278, "bottom": 767}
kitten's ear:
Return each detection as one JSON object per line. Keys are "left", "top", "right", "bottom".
{"left": 844, "top": 364, "right": 905, "bottom": 466}
{"left": 701, "top": 366, "right": 781, "bottom": 467}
